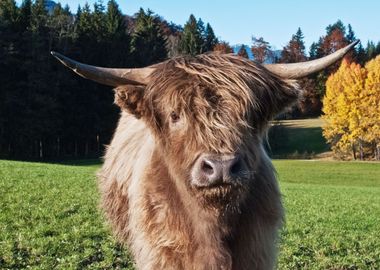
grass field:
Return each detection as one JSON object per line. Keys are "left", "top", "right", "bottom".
{"left": 268, "top": 118, "right": 331, "bottom": 159}
{"left": 1, "top": 159, "right": 380, "bottom": 269}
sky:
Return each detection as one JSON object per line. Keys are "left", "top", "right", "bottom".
{"left": 23, "top": 0, "right": 380, "bottom": 51}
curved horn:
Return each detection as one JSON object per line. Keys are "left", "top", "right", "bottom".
{"left": 51, "top": 51, "right": 155, "bottom": 86}
{"left": 264, "top": 40, "right": 359, "bottom": 79}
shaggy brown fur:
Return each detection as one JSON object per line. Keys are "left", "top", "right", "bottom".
{"left": 98, "top": 54, "right": 300, "bottom": 270}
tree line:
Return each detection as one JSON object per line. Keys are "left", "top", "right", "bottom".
{"left": 1, "top": 1, "right": 379, "bottom": 160}
{"left": 248, "top": 21, "right": 380, "bottom": 118}
{"left": 0, "top": 0, "right": 219, "bottom": 160}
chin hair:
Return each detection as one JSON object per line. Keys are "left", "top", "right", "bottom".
{"left": 193, "top": 182, "right": 249, "bottom": 214}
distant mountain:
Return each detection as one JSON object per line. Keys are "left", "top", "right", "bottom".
{"left": 45, "top": 0, "right": 57, "bottom": 14}
{"left": 232, "top": 44, "right": 282, "bottom": 63}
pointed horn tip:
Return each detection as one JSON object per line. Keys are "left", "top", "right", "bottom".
{"left": 50, "top": 51, "right": 77, "bottom": 70}
{"left": 50, "top": 51, "right": 60, "bottom": 58}
{"left": 50, "top": 51, "right": 65, "bottom": 62}
{"left": 349, "top": 40, "right": 360, "bottom": 49}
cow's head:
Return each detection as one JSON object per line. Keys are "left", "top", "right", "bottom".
{"left": 52, "top": 41, "right": 357, "bottom": 209}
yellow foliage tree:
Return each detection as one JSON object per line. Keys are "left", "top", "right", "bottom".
{"left": 364, "top": 56, "right": 380, "bottom": 159}
{"left": 323, "top": 57, "right": 380, "bottom": 160}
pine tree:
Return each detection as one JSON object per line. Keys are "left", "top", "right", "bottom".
{"left": 30, "top": 0, "right": 48, "bottom": 33}
{"left": 203, "top": 23, "right": 217, "bottom": 52}
{"left": 77, "top": 3, "right": 92, "bottom": 37}
{"left": 180, "top": 14, "right": 203, "bottom": 55}
{"left": 0, "top": 0, "right": 19, "bottom": 29}
{"left": 280, "top": 27, "right": 306, "bottom": 63}
{"left": 103, "top": 0, "right": 130, "bottom": 67}
{"left": 92, "top": 0, "right": 106, "bottom": 41}
{"left": 356, "top": 42, "right": 367, "bottom": 66}
{"left": 326, "top": 20, "right": 346, "bottom": 36}
{"left": 346, "top": 24, "right": 356, "bottom": 43}
{"left": 131, "top": 8, "right": 167, "bottom": 66}
{"left": 365, "top": 41, "right": 377, "bottom": 61}
{"left": 309, "top": 42, "right": 319, "bottom": 59}
{"left": 106, "top": 0, "right": 124, "bottom": 38}
{"left": 376, "top": 41, "right": 380, "bottom": 56}
{"left": 18, "top": 0, "right": 32, "bottom": 31}
{"left": 237, "top": 45, "right": 248, "bottom": 58}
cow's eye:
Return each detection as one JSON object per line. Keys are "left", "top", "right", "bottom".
{"left": 170, "top": 111, "right": 180, "bottom": 122}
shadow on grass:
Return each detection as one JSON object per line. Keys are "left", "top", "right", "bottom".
{"left": 56, "top": 159, "right": 102, "bottom": 166}
{"left": 0, "top": 158, "right": 103, "bottom": 167}
{"left": 267, "top": 126, "right": 330, "bottom": 159}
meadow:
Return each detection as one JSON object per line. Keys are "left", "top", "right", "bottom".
{"left": 0, "top": 159, "right": 379, "bottom": 269}
{"left": 267, "top": 118, "right": 330, "bottom": 159}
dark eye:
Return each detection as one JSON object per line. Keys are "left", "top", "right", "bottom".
{"left": 170, "top": 111, "right": 180, "bottom": 122}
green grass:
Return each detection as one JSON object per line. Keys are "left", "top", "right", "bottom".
{"left": 0, "top": 160, "right": 133, "bottom": 270}
{"left": 274, "top": 160, "right": 380, "bottom": 269}
{"left": 1, "top": 159, "right": 380, "bottom": 269}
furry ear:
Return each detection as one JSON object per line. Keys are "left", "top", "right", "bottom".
{"left": 114, "top": 85, "right": 146, "bottom": 118}
{"left": 269, "top": 80, "right": 301, "bottom": 116}
{"left": 251, "top": 79, "right": 301, "bottom": 126}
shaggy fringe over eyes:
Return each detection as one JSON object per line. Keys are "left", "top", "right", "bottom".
{"left": 145, "top": 54, "right": 300, "bottom": 149}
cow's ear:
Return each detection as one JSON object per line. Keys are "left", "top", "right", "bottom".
{"left": 253, "top": 79, "right": 300, "bottom": 124}
{"left": 271, "top": 80, "right": 300, "bottom": 116}
{"left": 114, "top": 85, "right": 146, "bottom": 118}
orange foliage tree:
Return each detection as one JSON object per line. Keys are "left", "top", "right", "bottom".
{"left": 213, "top": 41, "right": 233, "bottom": 54}
{"left": 251, "top": 37, "right": 272, "bottom": 63}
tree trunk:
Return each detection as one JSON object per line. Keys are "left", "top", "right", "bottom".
{"left": 352, "top": 143, "right": 357, "bottom": 160}
{"left": 74, "top": 140, "right": 78, "bottom": 157}
{"left": 57, "top": 137, "right": 60, "bottom": 157}
{"left": 96, "top": 134, "right": 100, "bottom": 155}
{"left": 359, "top": 140, "right": 364, "bottom": 161}
{"left": 85, "top": 141, "right": 89, "bottom": 157}
{"left": 39, "top": 140, "right": 43, "bottom": 159}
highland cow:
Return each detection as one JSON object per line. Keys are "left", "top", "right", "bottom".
{"left": 52, "top": 41, "right": 357, "bottom": 270}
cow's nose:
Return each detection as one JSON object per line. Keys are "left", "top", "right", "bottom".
{"left": 191, "top": 154, "right": 244, "bottom": 187}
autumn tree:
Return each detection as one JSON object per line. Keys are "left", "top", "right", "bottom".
{"left": 363, "top": 56, "right": 380, "bottom": 159}
{"left": 322, "top": 59, "right": 380, "bottom": 160}
{"left": 280, "top": 27, "right": 306, "bottom": 63}
{"left": 310, "top": 20, "right": 353, "bottom": 99}
{"left": 280, "top": 28, "right": 321, "bottom": 117}
{"left": 323, "top": 60, "right": 365, "bottom": 159}
{"left": 213, "top": 41, "right": 233, "bottom": 54}
{"left": 251, "top": 36, "right": 272, "bottom": 63}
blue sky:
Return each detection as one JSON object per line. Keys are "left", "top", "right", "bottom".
{"left": 23, "top": 0, "right": 380, "bottom": 51}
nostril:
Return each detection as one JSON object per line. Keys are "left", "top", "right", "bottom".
{"left": 230, "top": 158, "right": 242, "bottom": 176}
{"left": 201, "top": 160, "right": 214, "bottom": 175}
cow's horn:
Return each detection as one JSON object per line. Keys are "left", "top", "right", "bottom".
{"left": 264, "top": 40, "right": 359, "bottom": 79}
{"left": 51, "top": 51, "right": 155, "bottom": 86}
